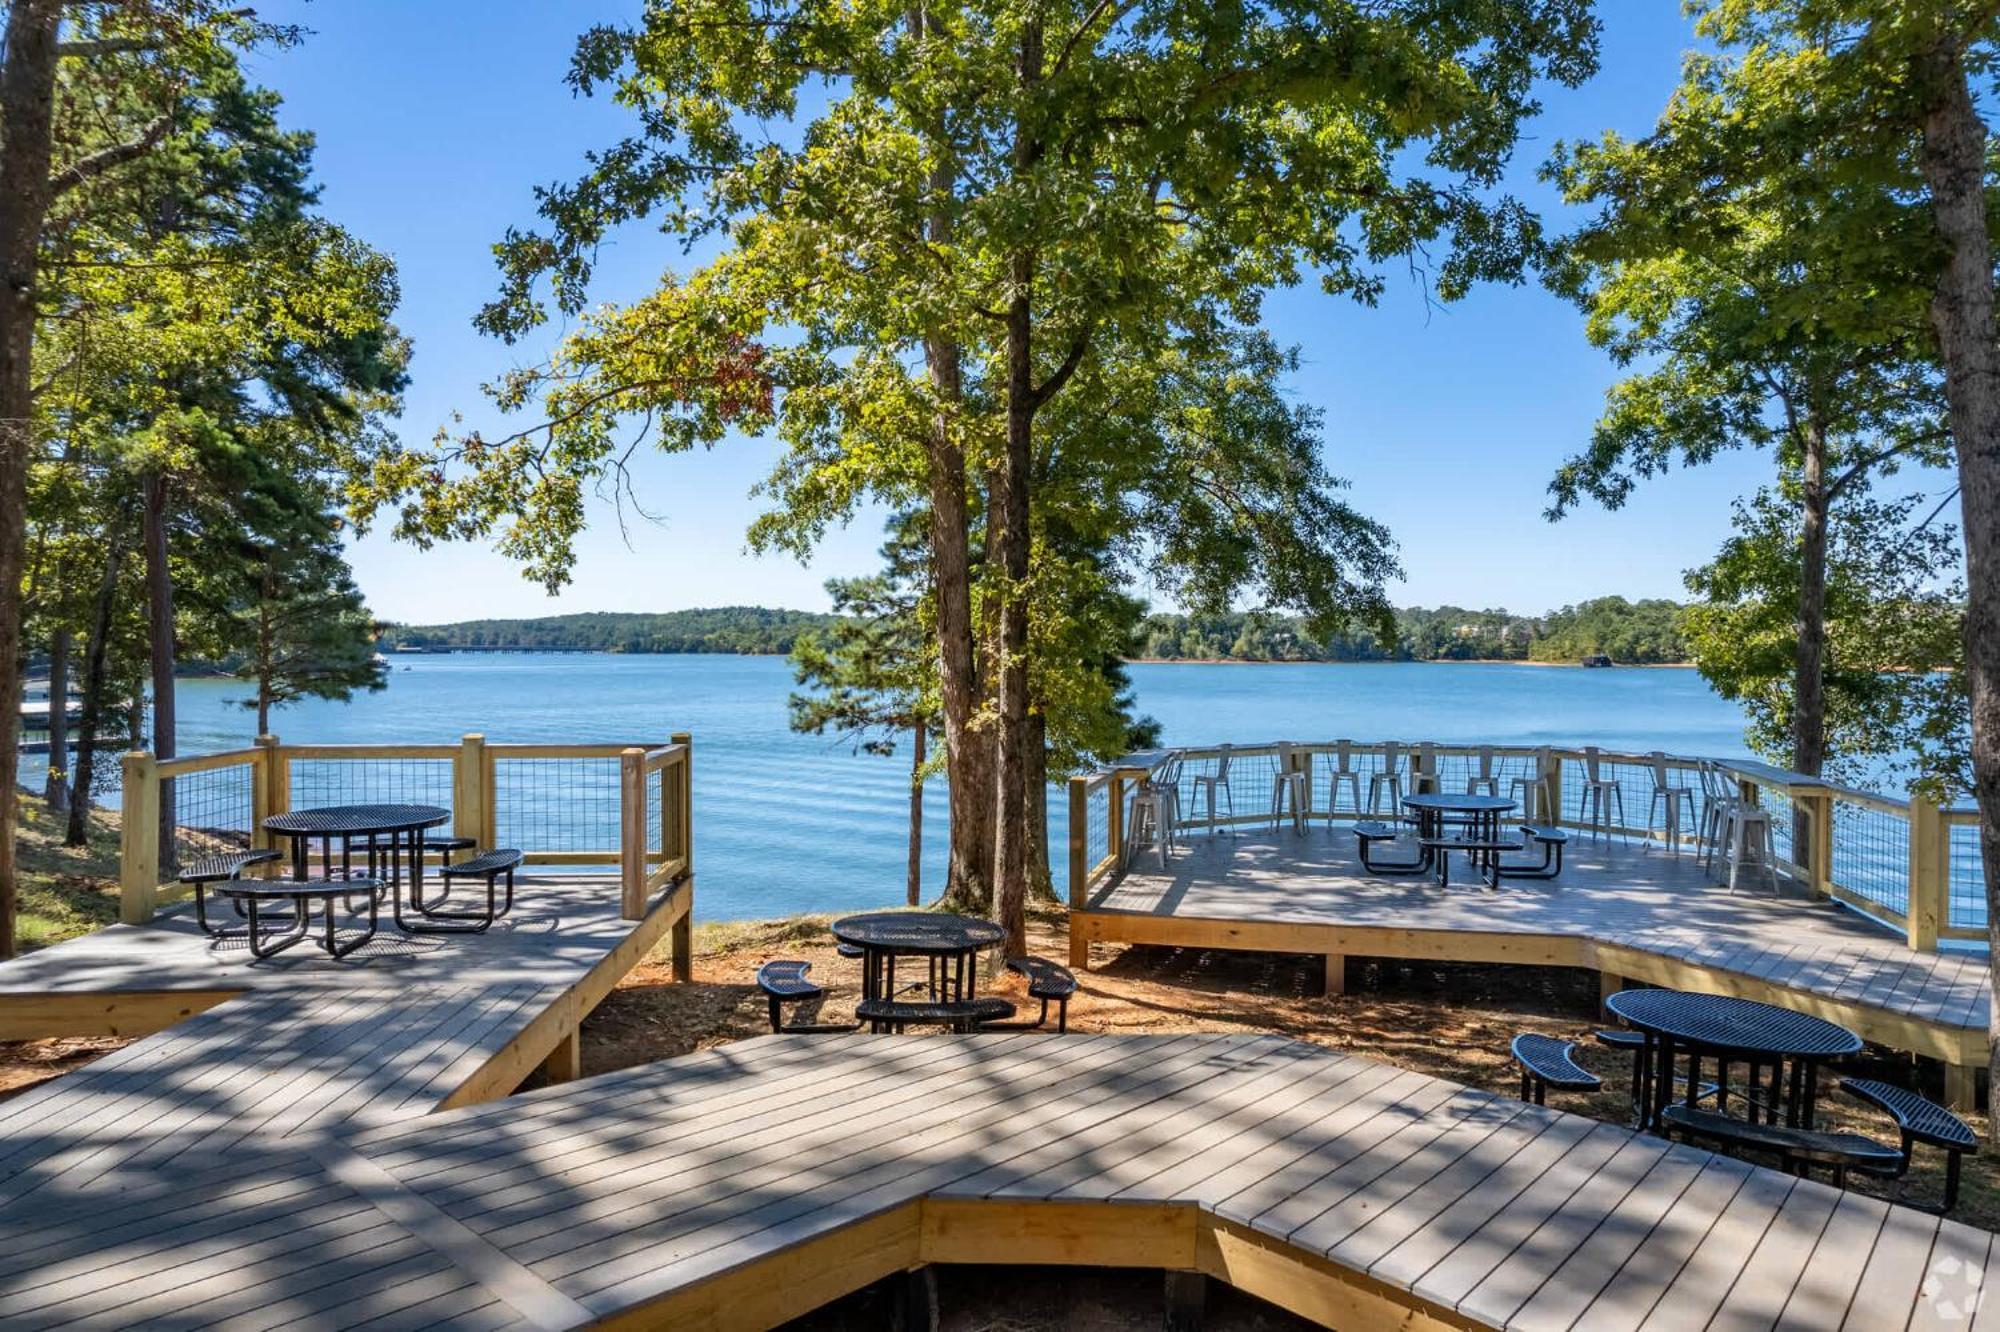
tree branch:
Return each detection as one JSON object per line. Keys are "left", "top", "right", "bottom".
{"left": 49, "top": 113, "right": 171, "bottom": 196}
{"left": 1030, "top": 324, "right": 1095, "bottom": 410}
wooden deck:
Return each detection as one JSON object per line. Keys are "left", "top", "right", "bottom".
{"left": 0, "top": 1032, "right": 1987, "bottom": 1330}
{"left": 1076, "top": 828, "right": 1991, "bottom": 1091}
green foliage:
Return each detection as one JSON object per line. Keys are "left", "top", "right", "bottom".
{"left": 384, "top": 607, "right": 840, "bottom": 655}
{"left": 1682, "top": 488, "right": 1968, "bottom": 794}
{"left": 789, "top": 518, "right": 932, "bottom": 757}
{"left": 1138, "top": 598, "right": 1686, "bottom": 665}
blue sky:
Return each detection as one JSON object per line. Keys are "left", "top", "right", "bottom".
{"left": 247, "top": 2, "right": 1874, "bottom": 623}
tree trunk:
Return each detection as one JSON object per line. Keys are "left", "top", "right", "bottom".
{"left": 67, "top": 535, "right": 126, "bottom": 847}
{"left": 143, "top": 472, "right": 177, "bottom": 875}
{"left": 990, "top": 20, "right": 1045, "bottom": 957}
{"left": 1025, "top": 709, "right": 1056, "bottom": 902}
{"left": 907, "top": 725, "right": 925, "bottom": 906}
{"left": 1914, "top": 38, "right": 2000, "bottom": 1142}
{"left": 0, "top": 0, "right": 63, "bottom": 958}
{"left": 43, "top": 626, "right": 70, "bottom": 811}
{"left": 1793, "top": 420, "right": 1830, "bottom": 856}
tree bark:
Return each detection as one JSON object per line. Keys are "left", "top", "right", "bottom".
{"left": 1792, "top": 419, "right": 1830, "bottom": 856}
{"left": 907, "top": 724, "right": 925, "bottom": 906}
{"left": 43, "top": 626, "right": 70, "bottom": 811}
{"left": 67, "top": 533, "right": 126, "bottom": 846}
{"left": 142, "top": 471, "right": 177, "bottom": 874}
{"left": 1913, "top": 37, "right": 2000, "bottom": 1142}
{"left": 991, "top": 19, "right": 1045, "bottom": 957}
{"left": 0, "top": 0, "right": 64, "bottom": 958}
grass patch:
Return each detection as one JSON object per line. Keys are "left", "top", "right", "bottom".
{"left": 14, "top": 795, "right": 121, "bottom": 951}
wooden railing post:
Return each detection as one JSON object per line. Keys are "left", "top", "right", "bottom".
{"left": 1067, "top": 776, "right": 1089, "bottom": 909}
{"left": 1297, "top": 745, "right": 1315, "bottom": 821}
{"left": 1108, "top": 772, "right": 1127, "bottom": 866}
{"left": 1542, "top": 748, "right": 1563, "bottom": 825}
{"left": 619, "top": 746, "right": 646, "bottom": 921}
{"left": 1907, "top": 794, "right": 1947, "bottom": 952}
{"left": 119, "top": 750, "right": 160, "bottom": 924}
{"left": 1802, "top": 788, "right": 1834, "bottom": 899}
{"left": 453, "top": 733, "right": 487, "bottom": 845}
{"left": 670, "top": 732, "right": 693, "bottom": 879}
{"left": 252, "top": 734, "right": 284, "bottom": 858}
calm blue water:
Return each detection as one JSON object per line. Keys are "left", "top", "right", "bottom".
{"left": 38, "top": 655, "right": 1754, "bottom": 921}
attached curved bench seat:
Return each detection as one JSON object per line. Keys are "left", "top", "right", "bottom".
{"left": 856, "top": 994, "right": 1016, "bottom": 1033}
{"left": 1352, "top": 820, "right": 1425, "bottom": 874}
{"left": 757, "top": 959, "right": 862, "bottom": 1034}
{"left": 1511, "top": 1033, "right": 1599, "bottom": 1104}
{"left": 177, "top": 848, "right": 284, "bottom": 936}
{"left": 406, "top": 848, "right": 523, "bottom": 933}
{"left": 1660, "top": 1102, "right": 1904, "bottom": 1189}
{"left": 975, "top": 956, "right": 1079, "bottom": 1033}
{"left": 1842, "top": 1076, "right": 1977, "bottom": 1212}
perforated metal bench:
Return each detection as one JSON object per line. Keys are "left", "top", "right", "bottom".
{"left": 1842, "top": 1077, "right": 1978, "bottom": 1212}
{"left": 1352, "top": 820, "right": 1424, "bottom": 874}
{"left": 856, "top": 995, "right": 1016, "bottom": 1034}
{"left": 976, "top": 957, "right": 1079, "bottom": 1033}
{"left": 756, "top": 960, "right": 860, "bottom": 1035}
{"left": 409, "top": 848, "right": 523, "bottom": 933}
{"left": 1511, "top": 1033, "right": 1600, "bottom": 1105}
{"left": 177, "top": 848, "right": 284, "bottom": 936}
{"left": 1501, "top": 824, "right": 1569, "bottom": 879}
{"left": 1661, "top": 1102, "right": 1904, "bottom": 1190}
{"left": 1424, "top": 836, "right": 1523, "bottom": 889}
{"left": 422, "top": 833, "right": 477, "bottom": 864}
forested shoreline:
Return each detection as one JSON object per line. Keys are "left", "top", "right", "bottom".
{"left": 381, "top": 596, "right": 1689, "bottom": 663}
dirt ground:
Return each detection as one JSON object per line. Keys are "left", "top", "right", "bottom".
{"left": 1, "top": 903, "right": 1992, "bottom": 1329}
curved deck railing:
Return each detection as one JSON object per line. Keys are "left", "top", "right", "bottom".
{"left": 1067, "top": 740, "right": 1982, "bottom": 951}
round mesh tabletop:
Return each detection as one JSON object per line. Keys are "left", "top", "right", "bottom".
{"left": 831, "top": 911, "right": 1006, "bottom": 955}
{"left": 213, "top": 878, "right": 381, "bottom": 900}
{"left": 1606, "top": 989, "right": 1862, "bottom": 1059}
{"left": 262, "top": 804, "right": 450, "bottom": 838}
{"left": 1402, "top": 794, "right": 1518, "bottom": 815}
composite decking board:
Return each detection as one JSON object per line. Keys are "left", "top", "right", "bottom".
{"left": 1328, "top": 1108, "right": 1574, "bottom": 1276}
{"left": 529, "top": 1034, "right": 1237, "bottom": 1284}
{"left": 457, "top": 1034, "right": 1120, "bottom": 1253}
{"left": 1714, "top": 1175, "right": 1847, "bottom": 1331}
{"left": 1563, "top": 1153, "right": 1755, "bottom": 1332}
{"left": 1453, "top": 1132, "right": 1678, "bottom": 1327}
{"left": 1631, "top": 1162, "right": 1797, "bottom": 1331}
{"left": 1770, "top": 1190, "right": 1893, "bottom": 1332}
{"left": 1227, "top": 1075, "right": 1469, "bottom": 1236}
{"left": 1091, "top": 831, "right": 1987, "bottom": 1031}
{"left": 417, "top": 1035, "right": 1082, "bottom": 1228}
{"left": 1842, "top": 1205, "right": 1945, "bottom": 1332}
{"left": 1403, "top": 1120, "right": 1639, "bottom": 1310}
{"left": 357, "top": 1036, "right": 881, "bottom": 1186}
{"left": 1910, "top": 1222, "right": 1998, "bottom": 1332}
{"left": 940, "top": 1034, "right": 1299, "bottom": 1199}
{"left": 1284, "top": 1094, "right": 1541, "bottom": 1257}
{"left": 1205, "top": 1065, "right": 1448, "bottom": 1229}
{"left": 1501, "top": 1147, "right": 1710, "bottom": 1332}
{"left": 1255, "top": 1086, "right": 1519, "bottom": 1243}
{"left": 1054, "top": 1044, "right": 1384, "bottom": 1203}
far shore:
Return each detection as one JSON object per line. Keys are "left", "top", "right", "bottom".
{"left": 1122, "top": 656, "right": 1696, "bottom": 668}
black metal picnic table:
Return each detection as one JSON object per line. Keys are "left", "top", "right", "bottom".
{"left": 261, "top": 804, "right": 451, "bottom": 934}
{"left": 830, "top": 911, "right": 1006, "bottom": 1006}
{"left": 1606, "top": 988, "right": 1863, "bottom": 1132}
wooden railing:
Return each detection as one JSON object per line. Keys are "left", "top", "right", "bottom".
{"left": 117, "top": 731, "right": 693, "bottom": 926}
{"left": 1065, "top": 739, "right": 1978, "bottom": 952}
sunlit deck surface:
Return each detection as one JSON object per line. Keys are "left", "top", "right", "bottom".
{"left": 1080, "top": 828, "right": 1991, "bottom": 1067}
{"left": 0, "top": 1031, "right": 1988, "bottom": 1330}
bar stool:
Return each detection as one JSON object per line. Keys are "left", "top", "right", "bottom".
{"left": 1507, "top": 747, "right": 1555, "bottom": 822}
{"left": 1188, "top": 744, "right": 1235, "bottom": 836}
{"left": 1126, "top": 753, "right": 1183, "bottom": 868}
{"left": 1717, "top": 792, "right": 1781, "bottom": 893}
{"left": 1325, "top": 740, "right": 1364, "bottom": 822}
{"left": 1367, "top": 742, "right": 1405, "bottom": 815}
{"left": 1697, "top": 761, "right": 1741, "bottom": 871}
{"left": 1413, "top": 742, "right": 1447, "bottom": 795}
{"left": 1645, "top": 752, "right": 1698, "bottom": 854}
{"left": 1466, "top": 746, "right": 1500, "bottom": 796}
{"left": 1269, "top": 742, "right": 1307, "bottom": 834}
{"left": 1580, "top": 746, "right": 1626, "bottom": 842}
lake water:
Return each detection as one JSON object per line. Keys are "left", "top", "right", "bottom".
{"left": 41, "top": 655, "right": 1756, "bottom": 921}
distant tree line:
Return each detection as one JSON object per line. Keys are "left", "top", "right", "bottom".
{"left": 383, "top": 607, "right": 842, "bottom": 656}
{"left": 1137, "top": 597, "right": 1688, "bottom": 664}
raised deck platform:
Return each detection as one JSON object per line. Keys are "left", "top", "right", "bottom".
{"left": 0, "top": 874, "right": 691, "bottom": 1207}
{"left": 1076, "top": 829, "right": 1991, "bottom": 1091}
{"left": 0, "top": 1033, "right": 1985, "bottom": 1329}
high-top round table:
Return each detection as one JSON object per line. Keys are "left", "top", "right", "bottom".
{"left": 1606, "top": 988, "right": 1863, "bottom": 1131}
{"left": 831, "top": 911, "right": 1006, "bottom": 1004}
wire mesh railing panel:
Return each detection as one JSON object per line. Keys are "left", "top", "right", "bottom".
{"left": 1948, "top": 821, "right": 1986, "bottom": 933}
{"left": 288, "top": 758, "right": 454, "bottom": 813}
{"left": 1829, "top": 799, "right": 1910, "bottom": 920}
{"left": 1085, "top": 778, "right": 1111, "bottom": 871}
{"left": 163, "top": 764, "right": 255, "bottom": 875}
{"left": 493, "top": 756, "right": 621, "bottom": 854}
{"left": 1557, "top": 755, "right": 1662, "bottom": 832}
{"left": 645, "top": 763, "right": 665, "bottom": 859}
